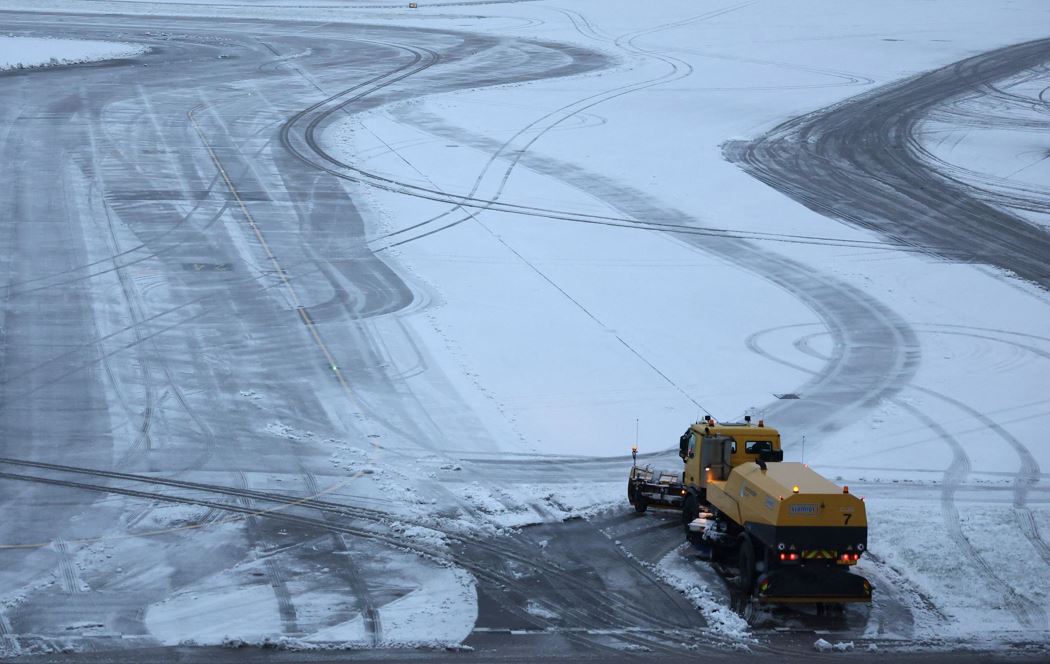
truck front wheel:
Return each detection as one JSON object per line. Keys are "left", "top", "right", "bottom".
{"left": 682, "top": 494, "right": 699, "bottom": 533}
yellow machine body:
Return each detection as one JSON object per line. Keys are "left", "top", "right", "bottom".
{"left": 669, "top": 419, "right": 871, "bottom": 603}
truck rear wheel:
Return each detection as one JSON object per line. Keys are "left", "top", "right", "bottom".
{"left": 737, "top": 535, "right": 756, "bottom": 594}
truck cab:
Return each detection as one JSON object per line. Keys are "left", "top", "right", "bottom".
{"left": 678, "top": 417, "right": 782, "bottom": 496}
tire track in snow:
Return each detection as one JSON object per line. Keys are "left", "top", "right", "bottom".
{"left": 286, "top": 8, "right": 919, "bottom": 633}
{"left": 0, "top": 611, "right": 18, "bottom": 657}
{"left": 324, "top": 5, "right": 918, "bottom": 640}
{"left": 84, "top": 121, "right": 157, "bottom": 460}
{"left": 264, "top": 559, "right": 301, "bottom": 635}
{"left": 55, "top": 539, "right": 83, "bottom": 595}
{"left": 0, "top": 467, "right": 707, "bottom": 656}
{"left": 351, "top": 1, "right": 920, "bottom": 440}
{"left": 233, "top": 472, "right": 300, "bottom": 636}
{"left": 269, "top": 34, "right": 705, "bottom": 648}
{"left": 897, "top": 402, "right": 1046, "bottom": 629}
{"left": 0, "top": 456, "right": 712, "bottom": 649}
{"left": 725, "top": 38, "right": 1050, "bottom": 291}
{"left": 393, "top": 112, "right": 920, "bottom": 439}
{"left": 795, "top": 326, "right": 1050, "bottom": 569}
{"left": 917, "top": 389, "right": 1050, "bottom": 572}
{"left": 299, "top": 468, "right": 381, "bottom": 646}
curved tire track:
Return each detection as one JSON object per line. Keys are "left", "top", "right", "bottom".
{"left": 726, "top": 38, "right": 1050, "bottom": 291}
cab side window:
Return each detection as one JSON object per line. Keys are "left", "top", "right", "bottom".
{"left": 687, "top": 433, "right": 697, "bottom": 457}
{"left": 745, "top": 440, "right": 772, "bottom": 454}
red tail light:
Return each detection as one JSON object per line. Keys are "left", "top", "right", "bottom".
{"left": 788, "top": 553, "right": 798, "bottom": 561}
{"left": 779, "top": 553, "right": 787, "bottom": 561}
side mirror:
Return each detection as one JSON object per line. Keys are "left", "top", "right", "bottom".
{"left": 688, "top": 451, "right": 695, "bottom": 459}
{"left": 758, "top": 449, "right": 784, "bottom": 463}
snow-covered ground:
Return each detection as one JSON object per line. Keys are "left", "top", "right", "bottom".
{"left": 0, "top": 36, "right": 145, "bottom": 71}
{"left": 311, "top": 0, "right": 1050, "bottom": 646}
{"left": 2, "top": 0, "right": 1049, "bottom": 655}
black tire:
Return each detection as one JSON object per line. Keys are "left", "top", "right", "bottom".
{"left": 628, "top": 482, "right": 647, "bottom": 513}
{"left": 738, "top": 535, "right": 756, "bottom": 594}
{"left": 681, "top": 493, "right": 699, "bottom": 532}
{"left": 633, "top": 495, "right": 648, "bottom": 514}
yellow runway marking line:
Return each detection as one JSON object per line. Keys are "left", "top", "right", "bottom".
{"left": 0, "top": 471, "right": 367, "bottom": 551}
{"left": 186, "top": 104, "right": 368, "bottom": 433}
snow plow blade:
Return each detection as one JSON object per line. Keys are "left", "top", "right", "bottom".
{"left": 627, "top": 465, "right": 686, "bottom": 512}
{"left": 755, "top": 566, "right": 872, "bottom": 604}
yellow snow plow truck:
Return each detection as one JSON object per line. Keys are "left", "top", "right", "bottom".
{"left": 628, "top": 417, "right": 871, "bottom": 604}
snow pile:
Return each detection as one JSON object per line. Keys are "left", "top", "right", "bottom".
{"left": 454, "top": 482, "right": 540, "bottom": 529}
{"left": 443, "top": 480, "right": 624, "bottom": 536}
{"left": 525, "top": 601, "right": 559, "bottom": 620}
{"left": 516, "top": 482, "right": 625, "bottom": 520}
{"left": 654, "top": 546, "right": 751, "bottom": 643}
{"left": 0, "top": 36, "right": 146, "bottom": 71}
{"left": 814, "top": 638, "right": 855, "bottom": 652}
{"left": 265, "top": 420, "right": 314, "bottom": 442}
{"left": 129, "top": 503, "right": 211, "bottom": 530}
{"left": 387, "top": 521, "right": 449, "bottom": 549}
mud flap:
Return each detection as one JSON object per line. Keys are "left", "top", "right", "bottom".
{"left": 755, "top": 566, "right": 872, "bottom": 604}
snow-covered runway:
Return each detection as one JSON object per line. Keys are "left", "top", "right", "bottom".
{"left": 0, "top": 0, "right": 1049, "bottom": 661}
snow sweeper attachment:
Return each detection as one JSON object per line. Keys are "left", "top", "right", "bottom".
{"left": 627, "top": 464, "right": 686, "bottom": 513}
{"left": 631, "top": 417, "right": 873, "bottom": 604}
